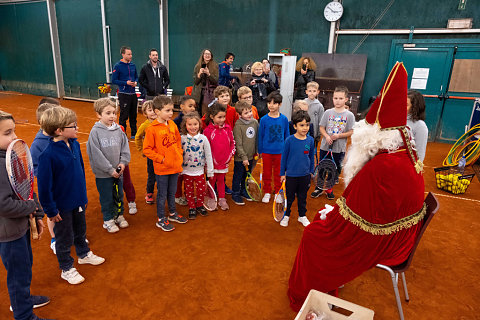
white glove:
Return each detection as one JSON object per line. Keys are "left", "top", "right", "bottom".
{"left": 318, "top": 204, "right": 334, "bottom": 220}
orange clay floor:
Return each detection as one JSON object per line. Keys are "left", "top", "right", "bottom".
{"left": 0, "top": 91, "right": 479, "bottom": 320}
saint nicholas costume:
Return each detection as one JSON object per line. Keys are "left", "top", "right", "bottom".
{"left": 288, "top": 62, "right": 426, "bottom": 311}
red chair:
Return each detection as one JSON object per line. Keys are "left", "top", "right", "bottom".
{"left": 376, "top": 192, "right": 440, "bottom": 320}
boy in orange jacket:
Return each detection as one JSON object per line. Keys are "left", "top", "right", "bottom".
{"left": 143, "top": 95, "right": 187, "bottom": 231}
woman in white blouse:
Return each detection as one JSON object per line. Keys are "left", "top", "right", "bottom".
{"left": 407, "top": 89, "right": 428, "bottom": 161}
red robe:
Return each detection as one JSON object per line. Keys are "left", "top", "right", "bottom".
{"left": 288, "top": 150, "right": 425, "bottom": 311}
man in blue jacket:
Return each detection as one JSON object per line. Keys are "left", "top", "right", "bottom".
{"left": 112, "top": 46, "right": 138, "bottom": 139}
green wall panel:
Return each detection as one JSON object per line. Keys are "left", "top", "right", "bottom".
{"left": 0, "top": 2, "right": 56, "bottom": 96}
{"left": 168, "top": 0, "right": 331, "bottom": 95}
{"left": 106, "top": 0, "right": 160, "bottom": 80}
{"left": 56, "top": 0, "right": 105, "bottom": 99}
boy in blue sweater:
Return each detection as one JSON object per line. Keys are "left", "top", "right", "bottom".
{"left": 38, "top": 107, "right": 105, "bottom": 285}
{"left": 280, "top": 110, "right": 315, "bottom": 227}
{"left": 258, "top": 91, "right": 289, "bottom": 203}
{"left": 30, "top": 99, "right": 59, "bottom": 254}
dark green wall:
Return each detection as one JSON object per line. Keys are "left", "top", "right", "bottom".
{"left": 0, "top": 0, "right": 478, "bottom": 109}
{"left": 56, "top": 0, "right": 104, "bottom": 99}
{"left": 0, "top": 2, "right": 56, "bottom": 96}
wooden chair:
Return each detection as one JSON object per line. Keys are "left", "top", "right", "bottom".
{"left": 376, "top": 192, "right": 440, "bottom": 320}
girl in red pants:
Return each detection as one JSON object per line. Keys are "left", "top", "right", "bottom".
{"left": 180, "top": 112, "right": 214, "bottom": 219}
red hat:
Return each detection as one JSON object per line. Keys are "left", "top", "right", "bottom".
{"left": 365, "top": 62, "right": 407, "bottom": 129}
{"left": 366, "top": 62, "right": 423, "bottom": 173}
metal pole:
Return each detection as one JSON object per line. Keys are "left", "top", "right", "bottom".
{"left": 159, "top": 0, "right": 164, "bottom": 64}
{"left": 328, "top": 21, "right": 336, "bottom": 53}
{"left": 46, "top": 0, "right": 64, "bottom": 97}
{"left": 337, "top": 28, "right": 480, "bottom": 35}
{"left": 100, "top": 0, "right": 110, "bottom": 82}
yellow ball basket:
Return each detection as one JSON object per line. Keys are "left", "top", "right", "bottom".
{"left": 97, "top": 83, "right": 112, "bottom": 96}
{"left": 434, "top": 166, "right": 475, "bottom": 195}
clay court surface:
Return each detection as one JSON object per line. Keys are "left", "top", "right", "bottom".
{"left": 0, "top": 91, "right": 479, "bottom": 319}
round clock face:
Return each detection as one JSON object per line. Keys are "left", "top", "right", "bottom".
{"left": 324, "top": 1, "right": 344, "bottom": 22}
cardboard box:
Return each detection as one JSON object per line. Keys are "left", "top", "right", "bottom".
{"left": 295, "top": 289, "right": 374, "bottom": 320}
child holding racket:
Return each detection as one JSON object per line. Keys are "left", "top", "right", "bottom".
{"left": 311, "top": 86, "right": 355, "bottom": 200}
{"left": 280, "top": 110, "right": 315, "bottom": 227}
{"left": 86, "top": 98, "right": 131, "bottom": 233}
{"left": 180, "top": 112, "right": 213, "bottom": 219}
{"left": 143, "top": 95, "right": 187, "bottom": 231}
{"left": 30, "top": 100, "right": 59, "bottom": 254}
{"left": 232, "top": 100, "right": 259, "bottom": 205}
{"left": 0, "top": 111, "right": 52, "bottom": 320}
{"left": 135, "top": 100, "right": 158, "bottom": 204}
{"left": 203, "top": 102, "right": 236, "bottom": 210}
{"left": 258, "top": 91, "right": 289, "bottom": 203}
{"left": 38, "top": 107, "right": 105, "bottom": 285}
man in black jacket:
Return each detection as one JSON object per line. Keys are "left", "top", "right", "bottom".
{"left": 139, "top": 48, "right": 170, "bottom": 100}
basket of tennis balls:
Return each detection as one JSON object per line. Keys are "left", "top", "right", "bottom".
{"left": 434, "top": 166, "right": 475, "bottom": 195}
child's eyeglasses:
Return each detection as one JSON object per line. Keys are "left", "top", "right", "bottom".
{"left": 63, "top": 123, "right": 78, "bottom": 129}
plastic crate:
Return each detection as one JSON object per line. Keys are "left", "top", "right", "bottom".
{"left": 295, "top": 289, "right": 374, "bottom": 320}
{"left": 434, "top": 166, "right": 475, "bottom": 195}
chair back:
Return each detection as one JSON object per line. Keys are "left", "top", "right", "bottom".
{"left": 393, "top": 192, "right": 440, "bottom": 272}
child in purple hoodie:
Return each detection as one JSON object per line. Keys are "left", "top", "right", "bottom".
{"left": 203, "top": 102, "right": 235, "bottom": 211}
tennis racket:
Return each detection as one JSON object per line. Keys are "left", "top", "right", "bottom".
{"left": 5, "top": 139, "right": 38, "bottom": 239}
{"left": 273, "top": 181, "right": 287, "bottom": 222}
{"left": 244, "top": 164, "right": 262, "bottom": 201}
{"left": 315, "top": 142, "right": 338, "bottom": 191}
{"left": 112, "top": 167, "right": 122, "bottom": 220}
{"left": 203, "top": 178, "right": 217, "bottom": 211}
{"left": 258, "top": 158, "right": 263, "bottom": 191}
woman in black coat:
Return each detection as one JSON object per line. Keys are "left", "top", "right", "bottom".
{"left": 294, "top": 56, "right": 316, "bottom": 100}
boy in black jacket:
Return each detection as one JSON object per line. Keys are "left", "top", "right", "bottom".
{"left": 0, "top": 110, "right": 52, "bottom": 320}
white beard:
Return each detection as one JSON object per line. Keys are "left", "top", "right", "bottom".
{"left": 343, "top": 120, "right": 404, "bottom": 187}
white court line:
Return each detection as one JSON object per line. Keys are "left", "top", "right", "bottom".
{"left": 428, "top": 191, "right": 480, "bottom": 204}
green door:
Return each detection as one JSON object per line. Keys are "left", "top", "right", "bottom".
{"left": 389, "top": 39, "right": 480, "bottom": 143}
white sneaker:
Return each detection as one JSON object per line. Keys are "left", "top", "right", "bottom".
{"left": 280, "top": 216, "right": 289, "bottom": 227}
{"left": 50, "top": 240, "right": 56, "bottom": 255}
{"left": 175, "top": 197, "right": 188, "bottom": 206}
{"left": 128, "top": 202, "right": 137, "bottom": 215}
{"left": 298, "top": 216, "right": 310, "bottom": 227}
{"left": 78, "top": 251, "right": 105, "bottom": 265}
{"left": 61, "top": 267, "right": 85, "bottom": 285}
{"left": 262, "top": 193, "right": 271, "bottom": 203}
{"left": 115, "top": 215, "right": 129, "bottom": 228}
{"left": 103, "top": 219, "right": 119, "bottom": 233}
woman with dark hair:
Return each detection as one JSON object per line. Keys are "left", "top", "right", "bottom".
{"left": 407, "top": 89, "right": 428, "bottom": 161}
{"left": 192, "top": 49, "right": 219, "bottom": 115}
{"left": 294, "top": 57, "right": 316, "bottom": 100}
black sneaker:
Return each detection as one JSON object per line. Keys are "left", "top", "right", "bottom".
{"left": 168, "top": 212, "right": 188, "bottom": 224}
{"left": 232, "top": 195, "right": 245, "bottom": 205}
{"left": 156, "top": 218, "right": 175, "bottom": 231}
{"left": 241, "top": 192, "right": 253, "bottom": 202}
{"left": 188, "top": 208, "right": 197, "bottom": 220}
{"left": 225, "top": 185, "right": 233, "bottom": 195}
{"left": 11, "top": 295, "right": 50, "bottom": 312}
{"left": 311, "top": 188, "right": 324, "bottom": 198}
{"left": 196, "top": 206, "right": 209, "bottom": 217}
{"left": 326, "top": 191, "right": 335, "bottom": 200}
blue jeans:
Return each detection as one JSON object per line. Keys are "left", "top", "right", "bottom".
{"left": 96, "top": 177, "right": 124, "bottom": 221}
{"left": 54, "top": 207, "right": 90, "bottom": 271}
{"left": 0, "top": 231, "right": 33, "bottom": 320}
{"left": 155, "top": 173, "right": 178, "bottom": 219}
{"left": 146, "top": 158, "right": 156, "bottom": 194}
{"left": 232, "top": 161, "right": 254, "bottom": 197}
